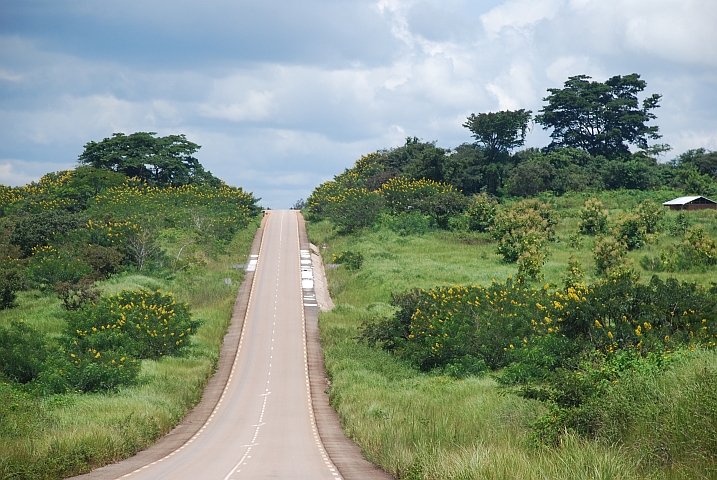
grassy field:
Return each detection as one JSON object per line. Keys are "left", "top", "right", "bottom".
{"left": 307, "top": 189, "right": 717, "bottom": 480}
{"left": 0, "top": 223, "right": 258, "bottom": 479}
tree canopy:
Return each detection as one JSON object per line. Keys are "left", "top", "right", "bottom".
{"left": 463, "top": 109, "right": 532, "bottom": 164}
{"left": 535, "top": 74, "right": 663, "bottom": 159}
{"left": 78, "top": 132, "right": 221, "bottom": 187}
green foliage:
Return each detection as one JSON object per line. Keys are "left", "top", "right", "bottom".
{"left": 462, "top": 193, "right": 498, "bottom": 231}
{"left": 26, "top": 246, "right": 93, "bottom": 289}
{"left": 669, "top": 211, "right": 690, "bottom": 236}
{"left": 567, "top": 232, "right": 583, "bottom": 249}
{"left": 535, "top": 74, "right": 663, "bottom": 158}
{"left": 332, "top": 251, "right": 364, "bottom": 270}
{"left": 9, "top": 210, "right": 86, "bottom": 257}
{"left": 602, "top": 158, "right": 661, "bottom": 190}
{"left": 491, "top": 199, "right": 555, "bottom": 262}
{"left": 614, "top": 213, "right": 647, "bottom": 250}
{"left": 324, "top": 188, "right": 384, "bottom": 232}
{"left": 578, "top": 198, "right": 607, "bottom": 235}
{"left": 363, "top": 280, "right": 540, "bottom": 371}
{"left": 562, "top": 255, "right": 585, "bottom": 288}
{"left": 53, "top": 279, "right": 100, "bottom": 311}
{"left": 592, "top": 236, "right": 628, "bottom": 274}
{"left": 517, "top": 244, "right": 546, "bottom": 281}
{"left": 677, "top": 227, "right": 717, "bottom": 267}
{"left": 377, "top": 211, "right": 434, "bottom": 236}
{"left": 78, "top": 132, "right": 220, "bottom": 187}
{"left": 0, "top": 320, "right": 48, "bottom": 383}
{"left": 82, "top": 245, "right": 125, "bottom": 277}
{"left": 65, "top": 289, "right": 198, "bottom": 361}
{"left": 508, "top": 159, "right": 556, "bottom": 197}
{"left": 463, "top": 109, "right": 532, "bottom": 164}
{"left": 641, "top": 226, "right": 717, "bottom": 273}
{"left": 634, "top": 199, "right": 664, "bottom": 234}
{"left": 359, "top": 289, "right": 421, "bottom": 353}
{"left": 674, "top": 148, "right": 717, "bottom": 178}
{"left": 0, "top": 259, "right": 25, "bottom": 309}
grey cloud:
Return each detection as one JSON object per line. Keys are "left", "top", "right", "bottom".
{"left": 1, "top": 0, "right": 716, "bottom": 207}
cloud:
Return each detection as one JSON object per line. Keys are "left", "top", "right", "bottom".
{"left": 1, "top": 0, "right": 717, "bottom": 206}
{"left": 481, "top": 0, "right": 562, "bottom": 39}
{"left": 0, "top": 159, "right": 74, "bottom": 186}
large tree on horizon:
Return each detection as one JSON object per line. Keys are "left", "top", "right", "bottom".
{"left": 78, "top": 132, "right": 220, "bottom": 187}
{"left": 535, "top": 74, "right": 664, "bottom": 159}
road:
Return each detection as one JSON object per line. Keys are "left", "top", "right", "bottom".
{"left": 122, "top": 210, "right": 341, "bottom": 479}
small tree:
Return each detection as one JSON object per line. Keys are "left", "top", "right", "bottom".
{"left": 634, "top": 199, "right": 664, "bottom": 234}
{"left": 614, "top": 213, "right": 647, "bottom": 250}
{"left": 593, "top": 236, "right": 628, "bottom": 274}
{"left": 578, "top": 198, "right": 608, "bottom": 235}
{"left": 492, "top": 200, "right": 554, "bottom": 263}
{"left": 463, "top": 110, "right": 532, "bottom": 164}
{"left": 0, "top": 261, "right": 25, "bottom": 309}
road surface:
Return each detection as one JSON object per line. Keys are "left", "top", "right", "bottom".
{"left": 120, "top": 210, "right": 341, "bottom": 479}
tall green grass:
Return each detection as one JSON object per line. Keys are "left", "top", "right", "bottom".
{"left": 0, "top": 223, "right": 258, "bottom": 479}
{"left": 308, "top": 190, "right": 717, "bottom": 479}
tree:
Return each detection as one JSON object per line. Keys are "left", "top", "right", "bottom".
{"left": 535, "top": 74, "right": 663, "bottom": 159}
{"left": 78, "top": 132, "right": 221, "bottom": 186}
{"left": 463, "top": 109, "right": 532, "bottom": 164}
{"left": 674, "top": 149, "right": 717, "bottom": 178}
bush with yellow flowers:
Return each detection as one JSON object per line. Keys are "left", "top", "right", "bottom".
{"left": 64, "top": 288, "right": 198, "bottom": 361}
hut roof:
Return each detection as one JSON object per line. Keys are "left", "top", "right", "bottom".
{"left": 663, "top": 196, "right": 717, "bottom": 206}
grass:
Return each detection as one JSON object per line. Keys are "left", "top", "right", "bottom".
{"left": 0, "top": 222, "right": 258, "bottom": 479}
{"left": 307, "top": 190, "right": 717, "bottom": 480}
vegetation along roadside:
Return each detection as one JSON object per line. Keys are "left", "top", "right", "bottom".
{"left": 304, "top": 72, "right": 717, "bottom": 479}
{"left": 0, "top": 132, "right": 262, "bottom": 479}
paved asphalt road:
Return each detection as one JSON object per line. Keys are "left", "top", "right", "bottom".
{"left": 123, "top": 210, "right": 341, "bottom": 479}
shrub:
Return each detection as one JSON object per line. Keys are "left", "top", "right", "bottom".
{"left": 378, "top": 211, "right": 434, "bottom": 236}
{"left": 517, "top": 243, "right": 546, "bottom": 281}
{"left": 679, "top": 227, "right": 717, "bottom": 266}
{"left": 0, "top": 320, "right": 48, "bottom": 383}
{"left": 491, "top": 199, "right": 555, "bottom": 262}
{"left": 82, "top": 245, "right": 125, "bottom": 277}
{"left": 64, "top": 289, "right": 198, "bottom": 360}
{"left": 669, "top": 211, "right": 690, "bottom": 236}
{"left": 578, "top": 198, "right": 607, "bottom": 235}
{"left": 26, "top": 246, "right": 93, "bottom": 289}
{"left": 54, "top": 279, "right": 100, "bottom": 311}
{"left": 9, "top": 211, "right": 86, "bottom": 257}
{"left": 0, "top": 260, "right": 25, "bottom": 309}
{"left": 323, "top": 188, "right": 384, "bottom": 232}
{"left": 463, "top": 193, "right": 498, "bottom": 232}
{"left": 562, "top": 255, "right": 585, "bottom": 288}
{"left": 359, "top": 288, "right": 422, "bottom": 352}
{"left": 378, "top": 177, "right": 467, "bottom": 228}
{"left": 332, "top": 251, "right": 363, "bottom": 270}
{"left": 634, "top": 199, "right": 664, "bottom": 234}
{"left": 568, "top": 232, "right": 583, "bottom": 249}
{"left": 593, "top": 236, "right": 627, "bottom": 274}
{"left": 614, "top": 213, "right": 647, "bottom": 250}
{"left": 36, "top": 345, "right": 141, "bottom": 394}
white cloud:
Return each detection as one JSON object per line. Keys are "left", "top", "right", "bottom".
{"left": 0, "top": 159, "right": 74, "bottom": 186}
{"left": 481, "top": 0, "right": 563, "bottom": 39}
{"left": 486, "top": 61, "right": 538, "bottom": 110}
{"left": 0, "top": 69, "right": 23, "bottom": 83}
{"left": 622, "top": 2, "right": 717, "bottom": 66}
{"left": 545, "top": 56, "right": 602, "bottom": 84}
{"left": 199, "top": 90, "right": 275, "bottom": 122}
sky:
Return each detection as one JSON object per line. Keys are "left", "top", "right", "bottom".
{"left": 1, "top": 0, "right": 716, "bottom": 208}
